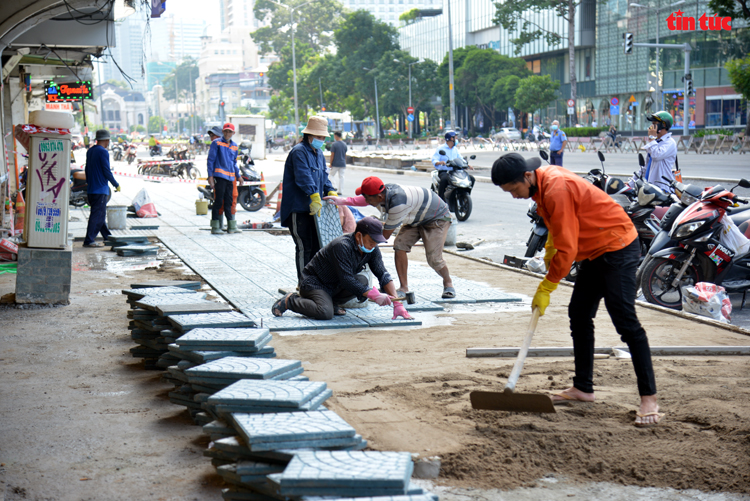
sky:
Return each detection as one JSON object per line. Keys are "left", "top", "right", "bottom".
{"left": 159, "top": 0, "right": 222, "bottom": 37}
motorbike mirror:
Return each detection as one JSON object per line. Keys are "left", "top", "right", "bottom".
{"left": 470, "top": 155, "right": 476, "bottom": 160}
{"left": 439, "top": 150, "right": 446, "bottom": 155}
{"left": 638, "top": 153, "right": 645, "bottom": 167}
{"left": 539, "top": 150, "right": 549, "bottom": 161}
{"left": 597, "top": 151, "right": 605, "bottom": 162}
{"left": 739, "top": 179, "right": 750, "bottom": 189}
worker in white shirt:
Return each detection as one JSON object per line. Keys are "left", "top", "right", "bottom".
{"left": 628, "top": 111, "right": 677, "bottom": 193}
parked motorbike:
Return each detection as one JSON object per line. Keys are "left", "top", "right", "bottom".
{"left": 69, "top": 168, "right": 111, "bottom": 207}
{"left": 125, "top": 143, "right": 137, "bottom": 165}
{"left": 111, "top": 143, "right": 124, "bottom": 161}
{"left": 266, "top": 137, "right": 280, "bottom": 151}
{"left": 430, "top": 150, "right": 475, "bottom": 221}
{"left": 166, "top": 144, "right": 191, "bottom": 161}
{"left": 640, "top": 178, "right": 750, "bottom": 309}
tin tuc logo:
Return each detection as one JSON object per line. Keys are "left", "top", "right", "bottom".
{"left": 667, "top": 10, "right": 732, "bottom": 30}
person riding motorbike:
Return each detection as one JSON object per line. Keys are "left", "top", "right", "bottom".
{"left": 148, "top": 135, "right": 162, "bottom": 155}
{"left": 627, "top": 111, "right": 677, "bottom": 193}
{"left": 432, "top": 131, "right": 461, "bottom": 201}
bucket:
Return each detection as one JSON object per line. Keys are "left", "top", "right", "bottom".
{"left": 444, "top": 213, "right": 458, "bottom": 247}
{"left": 195, "top": 199, "right": 209, "bottom": 215}
{"left": 106, "top": 205, "right": 128, "bottom": 230}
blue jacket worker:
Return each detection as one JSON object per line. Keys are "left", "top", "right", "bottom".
{"left": 549, "top": 120, "right": 567, "bottom": 166}
{"left": 280, "top": 115, "right": 337, "bottom": 283}
{"left": 83, "top": 129, "right": 120, "bottom": 248}
{"left": 431, "top": 131, "right": 460, "bottom": 201}
{"left": 208, "top": 122, "right": 243, "bottom": 234}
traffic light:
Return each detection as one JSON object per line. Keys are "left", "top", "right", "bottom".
{"left": 321, "top": 104, "right": 326, "bottom": 112}
{"left": 685, "top": 74, "right": 694, "bottom": 95}
{"left": 220, "top": 100, "right": 225, "bottom": 108}
{"left": 623, "top": 32, "right": 633, "bottom": 54}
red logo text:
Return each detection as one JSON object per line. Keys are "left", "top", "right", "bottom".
{"left": 667, "top": 10, "right": 732, "bottom": 30}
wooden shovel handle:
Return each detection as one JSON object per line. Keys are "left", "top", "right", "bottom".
{"left": 504, "top": 308, "right": 541, "bottom": 393}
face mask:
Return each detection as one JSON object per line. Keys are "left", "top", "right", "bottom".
{"left": 311, "top": 138, "right": 325, "bottom": 150}
{"left": 550, "top": 125, "right": 558, "bottom": 131}
{"left": 527, "top": 178, "right": 538, "bottom": 198}
{"left": 357, "top": 234, "right": 375, "bottom": 253}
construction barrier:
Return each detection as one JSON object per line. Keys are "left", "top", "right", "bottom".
{"left": 114, "top": 170, "right": 275, "bottom": 187}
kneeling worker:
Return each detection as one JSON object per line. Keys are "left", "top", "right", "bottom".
{"left": 491, "top": 153, "right": 662, "bottom": 428}
{"left": 272, "top": 216, "right": 412, "bottom": 321}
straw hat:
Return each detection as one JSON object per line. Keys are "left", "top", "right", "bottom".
{"left": 301, "top": 116, "right": 329, "bottom": 136}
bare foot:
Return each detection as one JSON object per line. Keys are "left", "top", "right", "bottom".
{"left": 551, "top": 387, "right": 595, "bottom": 403}
{"left": 635, "top": 394, "right": 663, "bottom": 427}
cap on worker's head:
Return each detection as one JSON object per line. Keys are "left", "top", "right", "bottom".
{"left": 491, "top": 153, "right": 541, "bottom": 186}
{"left": 355, "top": 176, "right": 385, "bottom": 196}
{"left": 95, "top": 129, "right": 110, "bottom": 141}
{"left": 301, "top": 115, "right": 329, "bottom": 136}
{"left": 208, "top": 126, "right": 222, "bottom": 137}
{"left": 355, "top": 216, "right": 387, "bottom": 244}
{"left": 222, "top": 122, "right": 235, "bottom": 132}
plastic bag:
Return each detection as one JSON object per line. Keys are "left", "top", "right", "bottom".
{"left": 681, "top": 282, "right": 731, "bottom": 323}
{"left": 526, "top": 256, "right": 546, "bottom": 273}
{"left": 132, "top": 188, "right": 157, "bottom": 218}
{"left": 718, "top": 215, "right": 750, "bottom": 257}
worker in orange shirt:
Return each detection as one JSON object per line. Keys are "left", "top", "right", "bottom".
{"left": 491, "top": 153, "right": 662, "bottom": 428}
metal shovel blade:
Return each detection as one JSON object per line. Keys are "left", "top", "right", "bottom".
{"left": 470, "top": 389, "right": 556, "bottom": 413}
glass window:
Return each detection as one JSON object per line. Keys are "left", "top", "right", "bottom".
{"left": 585, "top": 55, "right": 591, "bottom": 79}
{"left": 705, "top": 100, "right": 721, "bottom": 127}
{"left": 107, "top": 110, "right": 114, "bottom": 121}
{"left": 115, "top": 110, "right": 121, "bottom": 121}
{"left": 532, "top": 60, "right": 540, "bottom": 74}
{"left": 722, "top": 99, "right": 737, "bottom": 127}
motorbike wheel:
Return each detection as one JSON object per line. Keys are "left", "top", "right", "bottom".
{"left": 127, "top": 155, "right": 134, "bottom": 165}
{"left": 642, "top": 256, "right": 707, "bottom": 309}
{"left": 634, "top": 254, "right": 653, "bottom": 297}
{"left": 188, "top": 166, "right": 199, "bottom": 180}
{"left": 454, "top": 192, "right": 472, "bottom": 222}
{"left": 239, "top": 188, "right": 267, "bottom": 212}
{"left": 525, "top": 232, "right": 546, "bottom": 258}
{"left": 70, "top": 197, "right": 87, "bottom": 208}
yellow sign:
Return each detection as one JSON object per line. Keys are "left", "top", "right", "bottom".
{"left": 449, "top": 84, "right": 453, "bottom": 90}
{"left": 629, "top": 95, "right": 636, "bottom": 102}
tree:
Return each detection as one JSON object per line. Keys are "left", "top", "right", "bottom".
{"left": 399, "top": 8, "right": 420, "bottom": 24}
{"left": 494, "top": 0, "right": 579, "bottom": 124}
{"left": 514, "top": 75, "right": 560, "bottom": 131}
{"left": 231, "top": 106, "right": 253, "bottom": 115}
{"left": 148, "top": 115, "right": 166, "bottom": 134}
{"left": 708, "top": 0, "right": 750, "bottom": 20}
{"left": 252, "top": 0, "right": 345, "bottom": 55}
{"left": 492, "top": 74, "right": 522, "bottom": 123}
{"left": 162, "top": 58, "right": 199, "bottom": 101}
{"left": 268, "top": 95, "right": 294, "bottom": 125}
{"left": 725, "top": 55, "right": 750, "bottom": 136}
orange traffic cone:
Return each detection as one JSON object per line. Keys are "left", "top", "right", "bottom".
{"left": 259, "top": 172, "right": 267, "bottom": 196}
{"left": 275, "top": 182, "right": 283, "bottom": 216}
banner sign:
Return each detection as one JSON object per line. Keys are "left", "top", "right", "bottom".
{"left": 45, "top": 81, "right": 93, "bottom": 102}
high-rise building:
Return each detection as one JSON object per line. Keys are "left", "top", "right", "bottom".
{"left": 150, "top": 13, "right": 208, "bottom": 62}
{"left": 146, "top": 61, "right": 177, "bottom": 92}
{"left": 221, "top": 0, "right": 260, "bottom": 30}
{"left": 100, "top": 13, "right": 148, "bottom": 93}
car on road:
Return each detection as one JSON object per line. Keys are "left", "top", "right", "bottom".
{"left": 494, "top": 127, "right": 522, "bottom": 141}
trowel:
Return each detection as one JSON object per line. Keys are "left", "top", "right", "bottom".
{"left": 470, "top": 308, "right": 556, "bottom": 413}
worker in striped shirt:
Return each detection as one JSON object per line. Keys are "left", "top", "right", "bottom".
{"left": 325, "top": 176, "right": 456, "bottom": 299}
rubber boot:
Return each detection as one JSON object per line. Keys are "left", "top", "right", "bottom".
{"left": 227, "top": 219, "right": 242, "bottom": 234}
{"left": 210, "top": 220, "right": 222, "bottom": 235}
{"left": 219, "top": 213, "right": 225, "bottom": 231}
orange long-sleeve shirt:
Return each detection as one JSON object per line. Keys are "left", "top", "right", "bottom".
{"left": 533, "top": 165, "right": 638, "bottom": 284}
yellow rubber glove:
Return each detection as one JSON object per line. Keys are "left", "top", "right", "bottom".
{"left": 115, "top": 185, "right": 121, "bottom": 192}
{"left": 309, "top": 193, "right": 323, "bottom": 216}
{"left": 543, "top": 232, "right": 557, "bottom": 271}
{"left": 532, "top": 278, "right": 558, "bottom": 316}
{"left": 327, "top": 191, "right": 338, "bottom": 197}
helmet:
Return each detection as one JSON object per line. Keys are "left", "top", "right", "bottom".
{"left": 646, "top": 111, "right": 673, "bottom": 131}
{"left": 445, "top": 131, "right": 457, "bottom": 141}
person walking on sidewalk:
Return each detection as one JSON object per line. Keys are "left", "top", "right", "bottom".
{"left": 280, "top": 116, "right": 337, "bottom": 283}
{"left": 272, "top": 217, "right": 411, "bottom": 321}
{"left": 208, "top": 123, "right": 243, "bottom": 234}
{"left": 83, "top": 129, "right": 120, "bottom": 248}
{"left": 329, "top": 131, "right": 347, "bottom": 194}
{"left": 325, "top": 176, "right": 456, "bottom": 299}
{"left": 548, "top": 120, "right": 567, "bottom": 166}
{"left": 491, "top": 152, "right": 662, "bottom": 428}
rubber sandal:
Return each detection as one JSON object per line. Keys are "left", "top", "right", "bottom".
{"left": 441, "top": 287, "right": 456, "bottom": 299}
{"left": 635, "top": 411, "right": 665, "bottom": 428}
{"left": 334, "top": 306, "right": 346, "bottom": 316}
{"left": 272, "top": 294, "right": 292, "bottom": 317}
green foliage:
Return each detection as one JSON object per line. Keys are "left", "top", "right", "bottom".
{"left": 148, "top": 115, "right": 166, "bottom": 134}
{"left": 707, "top": 0, "right": 750, "bottom": 21}
{"left": 493, "top": 0, "right": 575, "bottom": 54}
{"left": 694, "top": 128, "right": 736, "bottom": 137}
{"left": 514, "top": 74, "right": 559, "bottom": 115}
{"left": 560, "top": 127, "right": 607, "bottom": 137}
{"left": 399, "top": 8, "right": 420, "bottom": 23}
{"left": 231, "top": 107, "right": 253, "bottom": 115}
{"left": 492, "top": 74, "right": 521, "bottom": 114}
{"left": 162, "top": 58, "right": 199, "bottom": 101}
{"left": 268, "top": 95, "right": 293, "bottom": 125}
{"left": 726, "top": 55, "right": 750, "bottom": 134}
{"left": 135, "top": 125, "right": 146, "bottom": 132}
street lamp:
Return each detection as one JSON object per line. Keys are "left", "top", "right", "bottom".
{"left": 363, "top": 67, "right": 380, "bottom": 140}
{"left": 629, "top": 0, "right": 686, "bottom": 109}
{"left": 269, "top": 0, "right": 318, "bottom": 139}
{"left": 393, "top": 58, "right": 419, "bottom": 139}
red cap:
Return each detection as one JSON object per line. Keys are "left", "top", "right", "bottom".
{"left": 222, "top": 123, "right": 235, "bottom": 132}
{"left": 355, "top": 176, "right": 385, "bottom": 196}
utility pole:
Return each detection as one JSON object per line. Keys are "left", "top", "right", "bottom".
{"left": 175, "top": 63, "right": 180, "bottom": 135}
{"left": 374, "top": 78, "right": 380, "bottom": 139}
{"left": 446, "top": 0, "right": 456, "bottom": 130}
{"left": 319, "top": 77, "right": 324, "bottom": 111}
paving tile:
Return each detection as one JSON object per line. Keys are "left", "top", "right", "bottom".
{"left": 350, "top": 306, "right": 422, "bottom": 327}
{"left": 214, "top": 389, "right": 332, "bottom": 415}
{"left": 315, "top": 203, "right": 344, "bottom": 248}
{"left": 246, "top": 434, "right": 363, "bottom": 452}
{"left": 156, "top": 302, "right": 233, "bottom": 315}
{"left": 209, "top": 380, "right": 327, "bottom": 409}
{"left": 230, "top": 409, "right": 355, "bottom": 445}
{"left": 186, "top": 357, "right": 302, "bottom": 381}
{"left": 221, "top": 487, "right": 280, "bottom": 501}
{"left": 169, "top": 312, "right": 256, "bottom": 332}
{"left": 135, "top": 293, "right": 209, "bottom": 310}
{"left": 122, "top": 286, "right": 199, "bottom": 300}
{"left": 177, "top": 328, "right": 271, "bottom": 348}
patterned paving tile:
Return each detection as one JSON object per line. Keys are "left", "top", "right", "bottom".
{"left": 185, "top": 357, "right": 301, "bottom": 381}
{"left": 176, "top": 328, "right": 271, "bottom": 350}
{"left": 122, "top": 286, "right": 199, "bottom": 300}
{"left": 135, "top": 293, "right": 209, "bottom": 310}
{"left": 156, "top": 302, "right": 233, "bottom": 315}
{"left": 167, "top": 344, "right": 275, "bottom": 364}
{"left": 129, "top": 280, "right": 201, "bottom": 290}
{"left": 230, "top": 410, "right": 355, "bottom": 445}
{"left": 214, "top": 389, "right": 331, "bottom": 415}
{"left": 315, "top": 203, "right": 344, "bottom": 248}
{"left": 208, "top": 380, "right": 328, "bottom": 409}
{"left": 349, "top": 305, "right": 422, "bottom": 327}
{"left": 169, "top": 312, "right": 256, "bottom": 332}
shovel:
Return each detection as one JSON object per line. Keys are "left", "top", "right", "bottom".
{"left": 470, "top": 308, "right": 556, "bottom": 413}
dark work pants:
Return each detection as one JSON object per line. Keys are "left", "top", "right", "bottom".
{"left": 286, "top": 212, "right": 321, "bottom": 284}
{"left": 84, "top": 193, "right": 111, "bottom": 245}
{"left": 437, "top": 171, "right": 450, "bottom": 201}
{"left": 288, "top": 275, "right": 369, "bottom": 320}
{"left": 550, "top": 151, "right": 564, "bottom": 166}
{"left": 568, "top": 239, "right": 656, "bottom": 396}
{"left": 212, "top": 177, "right": 235, "bottom": 221}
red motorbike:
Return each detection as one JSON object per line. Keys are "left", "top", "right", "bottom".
{"left": 641, "top": 178, "right": 750, "bottom": 309}
{"left": 125, "top": 143, "right": 137, "bottom": 164}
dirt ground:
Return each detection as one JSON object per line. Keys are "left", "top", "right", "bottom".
{"left": 1, "top": 243, "right": 749, "bottom": 500}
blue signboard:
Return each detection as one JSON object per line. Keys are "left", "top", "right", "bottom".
{"left": 610, "top": 105, "right": 620, "bottom": 115}
{"left": 610, "top": 97, "right": 619, "bottom": 106}
{"left": 407, "top": 114, "right": 414, "bottom": 122}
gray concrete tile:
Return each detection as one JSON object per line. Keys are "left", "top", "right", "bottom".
{"left": 208, "top": 380, "right": 327, "bottom": 409}
{"left": 186, "top": 357, "right": 301, "bottom": 381}
{"left": 229, "top": 409, "right": 355, "bottom": 445}
{"left": 176, "top": 328, "right": 271, "bottom": 348}
{"left": 169, "top": 312, "right": 256, "bottom": 332}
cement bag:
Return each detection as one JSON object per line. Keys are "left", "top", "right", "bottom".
{"left": 681, "top": 282, "right": 731, "bottom": 323}
{"left": 718, "top": 216, "right": 750, "bottom": 257}
{"left": 132, "top": 188, "right": 157, "bottom": 218}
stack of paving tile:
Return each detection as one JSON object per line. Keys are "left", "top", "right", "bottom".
{"left": 168, "top": 328, "right": 277, "bottom": 366}
{"left": 107, "top": 235, "right": 150, "bottom": 249}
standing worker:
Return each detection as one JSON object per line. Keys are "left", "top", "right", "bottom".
{"left": 548, "top": 120, "right": 567, "bottom": 166}
{"left": 325, "top": 176, "right": 456, "bottom": 299}
{"left": 83, "top": 129, "right": 120, "bottom": 248}
{"left": 280, "top": 116, "right": 337, "bottom": 283}
{"left": 328, "top": 131, "right": 347, "bottom": 194}
{"left": 627, "top": 111, "right": 677, "bottom": 193}
{"left": 491, "top": 153, "right": 662, "bottom": 427}
{"left": 208, "top": 123, "right": 243, "bottom": 234}
{"left": 431, "top": 131, "right": 460, "bottom": 201}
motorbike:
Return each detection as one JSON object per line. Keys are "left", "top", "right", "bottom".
{"left": 125, "top": 143, "right": 137, "bottom": 165}
{"left": 69, "top": 168, "right": 111, "bottom": 207}
{"left": 166, "top": 144, "right": 191, "bottom": 161}
{"left": 197, "top": 143, "right": 267, "bottom": 212}
{"left": 640, "top": 178, "right": 750, "bottom": 309}
{"left": 430, "top": 150, "right": 475, "bottom": 221}
{"left": 111, "top": 143, "right": 124, "bottom": 161}
{"left": 266, "top": 137, "right": 281, "bottom": 152}
{"left": 149, "top": 144, "right": 163, "bottom": 156}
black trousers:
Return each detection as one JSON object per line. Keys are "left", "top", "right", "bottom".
{"left": 437, "top": 171, "right": 450, "bottom": 201}
{"left": 550, "top": 151, "right": 564, "bottom": 166}
{"left": 212, "top": 177, "right": 235, "bottom": 221}
{"left": 569, "top": 239, "right": 657, "bottom": 396}
{"left": 286, "top": 212, "right": 320, "bottom": 284}
{"left": 288, "top": 275, "right": 369, "bottom": 320}
{"left": 84, "top": 193, "right": 111, "bottom": 245}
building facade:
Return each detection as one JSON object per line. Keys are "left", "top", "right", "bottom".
{"left": 98, "top": 83, "right": 149, "bottom": 133}
{"left": 101, "top": 13, "right": 148, "bottom": 93}
{"left": 149, "top": 13, "right": 208, "bottom": 62}
{"left": 344, "top": 0, "right": 443, "bottom": 26}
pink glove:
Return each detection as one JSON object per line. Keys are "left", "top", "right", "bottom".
{"left": 366, "top": 286, "right": 392, "bottom": 306}
{"left": 392, "top": 301, "right": 412, "bottom": 320}
{"left": 323, "top": 195, "right": 368, "bottom": 207}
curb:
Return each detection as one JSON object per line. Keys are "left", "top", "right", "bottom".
{"left": 443, "top": 249, "right": 750, "bottom": 337}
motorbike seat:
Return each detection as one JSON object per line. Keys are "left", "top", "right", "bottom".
{"left": 72, "top": 170, "right": 86, "bottom": 180}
